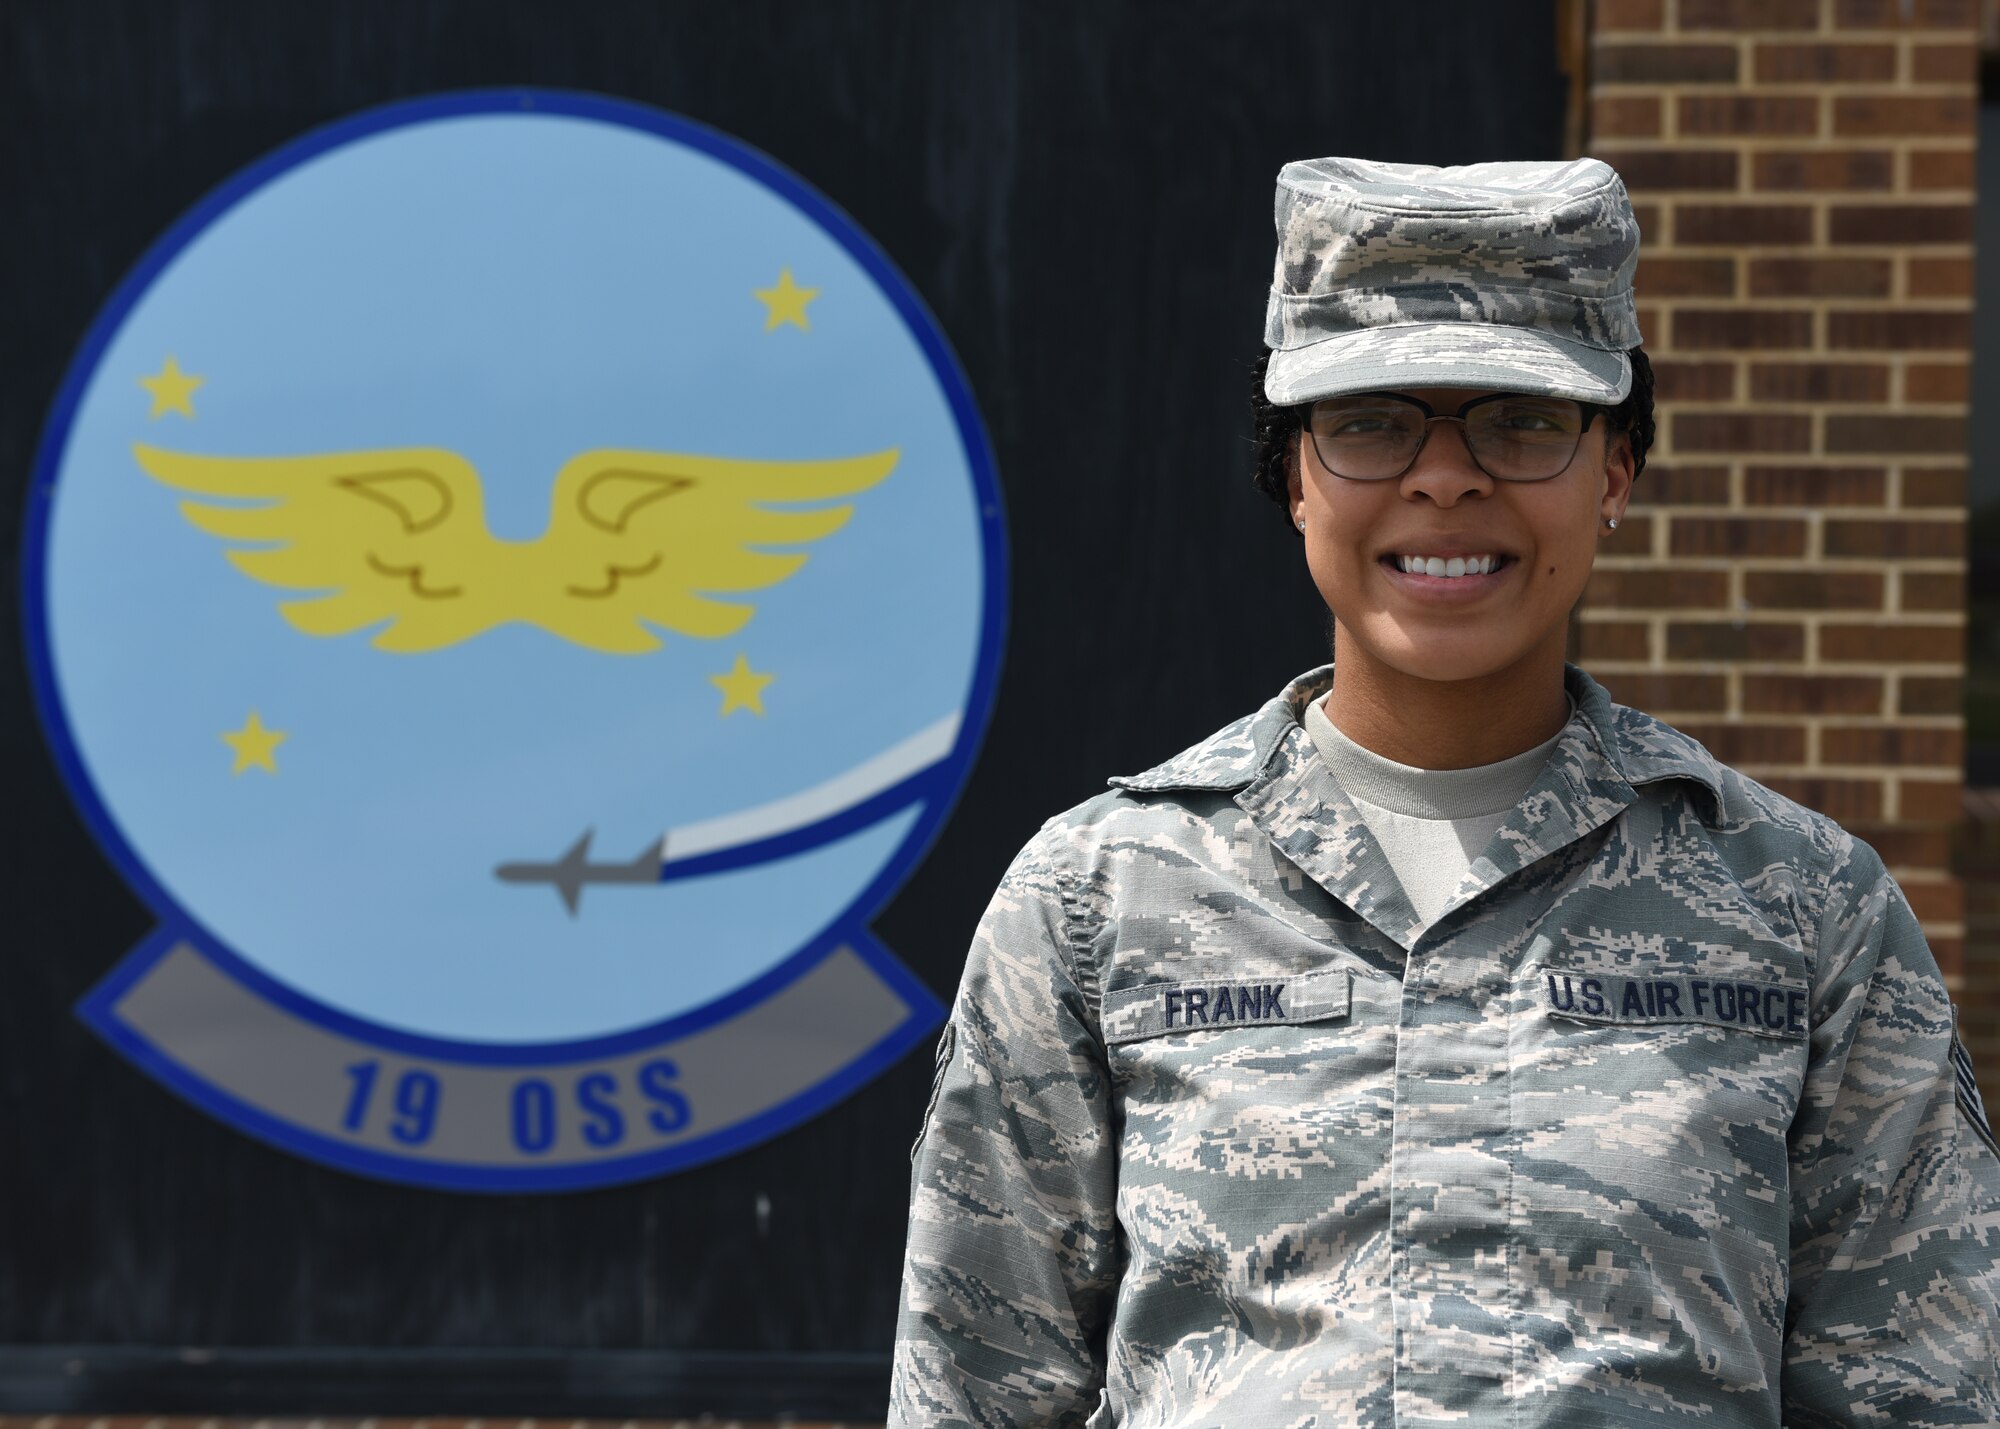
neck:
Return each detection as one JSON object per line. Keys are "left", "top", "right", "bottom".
{"left": 1320, "top": 624, "right": 1572, "bottom": 770}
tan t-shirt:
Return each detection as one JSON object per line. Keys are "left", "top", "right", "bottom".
{"left": 1303, "top": 696, "right": 1571, "bottom": 930}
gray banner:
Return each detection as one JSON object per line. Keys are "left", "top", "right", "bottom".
{"left": 113, "top": 941, "right": 910, "bottom": 1168}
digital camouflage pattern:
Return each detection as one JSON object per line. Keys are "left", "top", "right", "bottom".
{"left": 893, "top": 665, "right": 2000, "bottom": 1427}
{"left": 1263, "top": 158, "right": 1643, "bottom": 407}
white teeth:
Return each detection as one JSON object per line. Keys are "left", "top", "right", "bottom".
{"left": 1399, "top": 554, "right": 1501, "bottom": 578}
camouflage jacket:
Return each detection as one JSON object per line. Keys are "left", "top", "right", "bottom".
{"left": 892, "top": 665, "right": 2000, "bottom": 1427}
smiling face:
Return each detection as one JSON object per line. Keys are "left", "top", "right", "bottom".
{"left": 1287, "top": 385, "right": 1634, "bottom": 694}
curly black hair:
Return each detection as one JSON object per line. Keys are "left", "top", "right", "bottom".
{"left": 1249, "top": 347, "right": 1655, "bottom": 532}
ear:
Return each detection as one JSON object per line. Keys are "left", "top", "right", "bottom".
{"left": 1601, "top": 425, "right": 1636, "bottom": 521}
{"left": 1286, "top": 432, "right": 1305, "bottom": 523}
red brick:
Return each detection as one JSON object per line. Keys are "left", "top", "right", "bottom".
{"left": 1683, "top": 0, "right": 1822, "bottom": 26}
{"left": 1851, "top": 821, "right": 1954, "bottom": 866}
{"left": 1903, "top": 570, "right": 1965, "bottom": 609}
{"left": 1833, "top": 95, "right": 1976, "bottom": 136}
{"left": 1835, "top": 0, "right": 1978, "bottom": 27}
{"left": 1680, "top": 95, "right": 1822, "bottom": 136}
{"left": 1599, "top": 44, "right": 1741, "bottom": 83}
{"left": 1674, "top": 412, "right": 1814, "bottom": 453}
{"left": 1676, "top": 721, "right": 1808, "bottom": 765}
{"left": 1829, "top": 204, "right": 1973, "bottom": 243}
{"left": 1822, "top": 517, "right": 1965, "bottom": 556}
{"left": 1597, "top": 0, "right": 1666, "bottom": 27}
{"left": 1752, "top": 148, "right": 1895, "bottom": 190}
{"left": 1825, "top": 414, "right": 1968, "bottom": 454}
{"left": 1902, "top": 778, "right": 1966, "bottom": 822}
{"left": 1652, "top": 360, "right": 1739, "bottom": 402}
{"left": 1667, "top": 620, "right": 1806, "bottom": 660}
{"left": 1900, "top": 675, "right": 1961, "bottom": 715}
{"left": 1826, "top": 310, "right": 1972, "bottom": 348}
{"left": 1641, "top": 463, "right": 1732, "bottom": 503}
{"left": 1902, "top": 878, "right": 1965, "bottom": 924}
{"left": 1754, "top": 42, "right": 1898, "bottom": 82}
{"left": 1821, "top": 622, "right": 1963, "bottom": 662}
{"left": 1599, "top": 672, "right": 1730, "bottom": 712}
{"left": 1593, "top": 95, "right": 1664, "bottom": 138}
{"left": 1672, "top": 308, "right": 1814, "bottom": 348}
{"left": 1743, "top": 464, "right": 1887, "bottom": 505}
{"left": 1598, "top": 149, "right": 1739, "bottom": 191}
{"left": 1674, "top": 205, "right": 1816, "bottom": 245}
{"left": 1585, "top": 568, "right": 1731, "bottom": 609}
{"left": 1902, "top": 468, "right": 1967, "bottom": 507}
{"left": 1576, "top": 619, "right": 1651, "bottom": 660}
{"left": 1905, "top": 363, "right": 1970, "bottom": 403}
{"left": 1748, "top": 361, "right": 1890, "bottom": 402}
{"left": 1767, "top": 775, "right": 1886, "bottom": 822}
{"left": 1632, "top": 203, "right": 1663, "bottom": 238}
{"left": 1669, "top": 515, "right": 1810, "bottom": 557}
{"left": 1912, "top": 41, "right": 1980, "bottom": 82}
{"left": 1823, "top": 724, "right": 1965, "bottom": 765}
{"left": 1907, "top": 256, "right": 1974, "bottom": 296}
{"left": 1908, "top": 149, "right": 1974, "bottom": 188}
{"left": 1748, "top": 257, "right": 1892, "bottom": 297}
{"left": 1744, "top": 569, "right": 1886, "bottom": 609}
{"left": 1640, "top": 258, "right": 1736, "bottom": 298}
{"left": 1743, "top": 674, "right": 1885, "bottom": 714}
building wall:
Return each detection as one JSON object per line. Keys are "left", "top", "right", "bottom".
{"left": 1580, "top": 0, "right": 1989, "bottom": 1070}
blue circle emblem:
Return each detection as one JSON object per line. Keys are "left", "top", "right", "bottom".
{"left": 23, "top": 90, "right": 1003, "bottom": 1191}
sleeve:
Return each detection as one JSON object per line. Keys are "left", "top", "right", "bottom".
{"left": 1782, "top": 834, "right": 2000, "bottom": 1426}
{"left": 888, "top": 827, "right": 1121, "bottom": 1429}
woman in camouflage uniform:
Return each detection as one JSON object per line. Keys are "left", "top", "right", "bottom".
{"left": 892, "top": 157, "right": 2000, "bottom": 1428}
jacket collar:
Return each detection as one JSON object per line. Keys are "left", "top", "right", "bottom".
{"left": 1111, "top": 663, "right": 1727, "bottom": 809}
{"left": 1110, "top": 664, "right": 1729, "bottom": 950}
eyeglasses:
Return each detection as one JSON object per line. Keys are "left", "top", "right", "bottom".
{"left": 1307, "top": 392, "right": 1605, "bottom": 483}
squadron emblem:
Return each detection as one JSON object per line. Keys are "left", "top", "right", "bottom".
{"left": 24, "top": 91, "right": 1003, "bottom": 1190}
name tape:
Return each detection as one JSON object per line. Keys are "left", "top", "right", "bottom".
{"left": 1103, "top": 968, "right": 1351, "bottom": 1046}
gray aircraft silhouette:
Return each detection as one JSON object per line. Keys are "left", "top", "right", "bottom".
{"left": 494, "top": 830, "right": 664, "bottom": 915}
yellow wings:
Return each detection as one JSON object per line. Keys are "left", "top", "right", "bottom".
{"left": 134, "top": 442, "right": 897, "bottom": 653}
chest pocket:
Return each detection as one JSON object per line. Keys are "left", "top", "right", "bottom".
{"left": 1101, "top": 967, "right": 1351, "bottom": 1045}
{"left": 1514, "top": 953, "right": 1808, "bottom": 1293}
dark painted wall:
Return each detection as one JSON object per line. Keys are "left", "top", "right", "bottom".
{"left": 1, "top": 0, "right": 1563, "bottom": 1413}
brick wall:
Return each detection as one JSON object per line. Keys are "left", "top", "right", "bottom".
{"left": 1580, "top": 1, "right": 1985, "bottom": 1065}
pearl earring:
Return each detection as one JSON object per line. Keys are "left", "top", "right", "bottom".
{"left": 1606, "top": 517, "right": 1620, "bottom": 530}
{"left": 1296, "top": 518, "right": 1305, "bottom": 530}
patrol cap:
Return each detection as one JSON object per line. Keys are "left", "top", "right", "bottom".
{"left": 1262, "top": 156, "right": 1642, "bottom": 407}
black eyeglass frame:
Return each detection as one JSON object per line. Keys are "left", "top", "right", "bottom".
{"left": 1306, "top": 390, "right": 1608, "bottom": 484}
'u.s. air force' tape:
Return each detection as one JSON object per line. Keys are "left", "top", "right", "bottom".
{"left": 1540, "top": 968, "right": 1807, "bottom": 1040}
{"left": 1102, "top": 968, "right": 1351, "bottom": 1045}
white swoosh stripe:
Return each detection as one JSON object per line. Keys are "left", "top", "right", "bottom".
{"left": 662, "top": 713, "right": 962, "bottom": 862}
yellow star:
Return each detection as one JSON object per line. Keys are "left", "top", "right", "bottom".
{"left": 139, "top": 355, "right": 205, "bottom": 419}
{"left": 221, "top": 711, "right": 286, "bottom": 775}
{"left": 709, "top": 654, "right": 774, "bottom": 717}
{"left": 753, "top": 268, "right": 819, "bottom": 331}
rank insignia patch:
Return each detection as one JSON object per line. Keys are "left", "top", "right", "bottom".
{"left": 24, "top": 91, "right": 1003, "bottom": 1191}
{"left": 1951, "top": 1029, "right": 1998, "bottom": 1158}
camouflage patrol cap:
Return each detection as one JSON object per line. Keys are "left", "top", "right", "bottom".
{"left": 1263, "top": 156, "right": 1642, "bottom": 406}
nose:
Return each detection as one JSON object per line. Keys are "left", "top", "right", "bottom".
{"left": 1400, "top": 417, "right": 1493, "bottom": 506}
